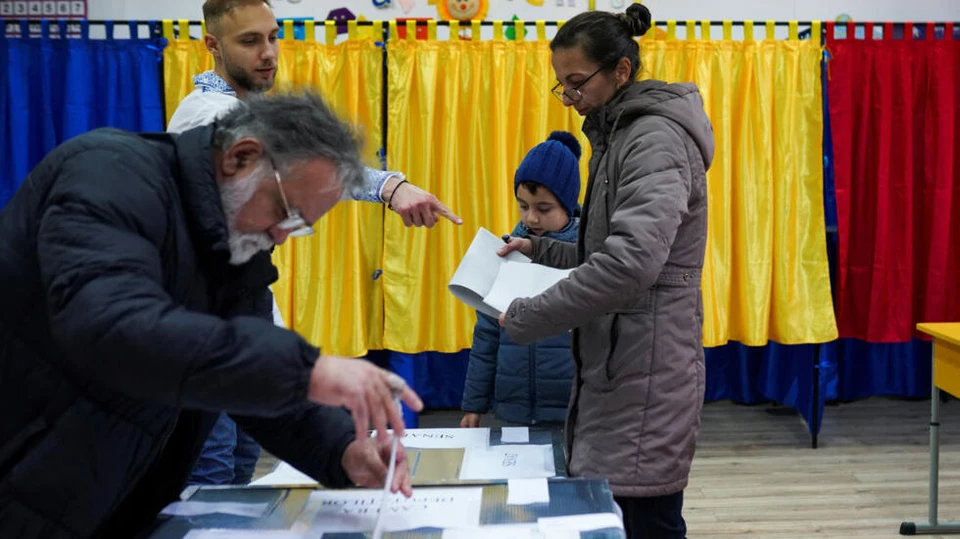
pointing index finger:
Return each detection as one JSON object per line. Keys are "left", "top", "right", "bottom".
{"left": 433, "top": 201, "right": 462, "bottom": 225}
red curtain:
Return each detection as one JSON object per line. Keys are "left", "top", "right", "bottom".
{"left": 828, "top": 22, "right": 960, "bottom": 343}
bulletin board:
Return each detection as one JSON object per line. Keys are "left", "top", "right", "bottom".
{"left": 1, "top": 0, "right": 86, "bottom": 37}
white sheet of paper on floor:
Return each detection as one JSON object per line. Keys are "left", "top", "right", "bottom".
{"left": 458, "top": 444, "right": 556, "bottom": 480}
{"left": 500, "top": 426, "right": 529, "bottom": 443}
{"left": 183, "top": 531, "right": 304, "bottom": 539}
{"left": 440, "top": 523, "right": 540, "bottom": 538}
{"left": 537, "top": 512, "right": 624, "bottom": 533}
{"left": 159, "top": 501, "right": 269, "bottom": 518}
{"left": 248, "top": 461, "right": 317, "bottom": 487}
{"left": 506, "top": 477, "right": 551, "bottom": 505}
{"left": 371, "top": 427, "right": 491, "bottom": 449}
{"left": 296, "top": 487, "right": 484, "bottom": 535}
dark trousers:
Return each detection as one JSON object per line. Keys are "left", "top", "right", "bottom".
{"left": 188, "top": 412, "right": 261, "bottom": 485}
{"left": 615, "top": 491, "right": 686, "bottom": 539}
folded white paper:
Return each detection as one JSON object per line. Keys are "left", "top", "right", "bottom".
{"left": 507, "top": 478, "right": 551, "bottom": 505}
{"left": 449, "top": 228, "right": 570, "bottom": 317}
{"left": 482, "top": 261, "right": 572, "bottom": 314}
{"left": 249, "top": 461, "right": 317, "bottom": 487}
{"left": 500, "top": 426, "right": 529, "bottom": 443}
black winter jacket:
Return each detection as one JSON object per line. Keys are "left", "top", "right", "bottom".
{"left": 0, "top": 125, "right": 355, "bottom": 538}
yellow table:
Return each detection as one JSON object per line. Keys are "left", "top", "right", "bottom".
{"left": 902, "top": 323, "right": 960, "bottom": 536}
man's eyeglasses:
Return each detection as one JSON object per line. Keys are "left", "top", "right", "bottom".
{"left": 551, "top": 66, "right": 604, "bottom": 103}
{"left": 273, "top": 169, "right": 315, "bottom": 238}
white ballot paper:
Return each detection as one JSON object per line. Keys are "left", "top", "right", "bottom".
{"left": 507, "top": 478, "right": 551, "bottom": 505}
{"left": 458, "top": 444, "right": 556, "bottom": 481}
{"left": 184, "top": 531, "right": 304, "bottom": 539}
{"left": 160, "top": 501, "right": 269, "bottom": 518}
{"left": 500, "top": 426, "right": 529, "bottom": 443}
{"left": 448, "top": 228, "right": 571, "bottom": 317}
{"left": 249, "top": 461, "right": 316, "bottom": 487}
{"left": 385, "top": 427, "right": 491, "bottom": 449}
{"left": 297, "top": 487, "right": 483, "bottom": 535}
{"left": 483, "top": 260, "right": 572, "bottom": 314}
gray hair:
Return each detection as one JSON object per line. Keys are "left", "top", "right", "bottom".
{"left": 212, "top": 91, "right": 366, "bottom": 197}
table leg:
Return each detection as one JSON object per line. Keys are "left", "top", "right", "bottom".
{"left": 900, "top": 349, "right": 960, "bottom": 535}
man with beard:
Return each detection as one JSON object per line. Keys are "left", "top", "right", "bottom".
{"left": 168, "top": 0, "right": 456, "bottom": 230}
{"left": 0, "top": 91, "right": 422, "bottom": 539}
{"left": 168, "top": 0, "right": 459, "bottom": 487}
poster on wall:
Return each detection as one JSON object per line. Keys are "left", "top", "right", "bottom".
{"left": 1, "top": 0, "right": 87, "bottom": 37}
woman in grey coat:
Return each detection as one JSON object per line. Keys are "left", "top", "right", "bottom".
{"left": 497, "top": 4, "right": 714, "bottom": 537}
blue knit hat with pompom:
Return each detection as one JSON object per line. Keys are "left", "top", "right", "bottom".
{"left": 514, "top": 131, "right": 582, "bottom": 217}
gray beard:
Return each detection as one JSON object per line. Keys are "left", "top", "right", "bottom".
{"left": 219, "top": 163, "right": 276, "bottom": 265}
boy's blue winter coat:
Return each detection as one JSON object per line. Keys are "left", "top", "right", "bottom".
{"left": 461, "top": 218, "right": 578, "bottom": 424}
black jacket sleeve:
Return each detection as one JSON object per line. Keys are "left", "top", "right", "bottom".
{"left": 224, "top": 255, "right": 357, "bottom": 488}
{"left": 234, "top": 404, "right": 356, "bottom": 488}
{"left": 37, "top": 149, "right": 315, "bottom": 418}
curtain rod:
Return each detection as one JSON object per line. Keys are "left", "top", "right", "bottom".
{"left": 9, "top": 19, "right": 960, "bottom": 27}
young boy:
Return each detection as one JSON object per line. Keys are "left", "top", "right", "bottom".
{"left": 461, "top": 131, "right": 582, "bottom": 428}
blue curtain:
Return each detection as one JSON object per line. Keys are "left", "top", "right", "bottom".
{"left": 374, "top": 345, "right": 837, "bottom": 431}
{"left": 1, "top": 19, "right": 165, "bottom": 207}
{"left": 368, "top": 350, "right": 470, "bottom": 428}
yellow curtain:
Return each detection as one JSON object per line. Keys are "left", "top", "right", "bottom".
{"left": 162, "top": 24, "right": 385, "bottom": 356}
{"left": 164, "top": 20, "right": 837, "bottom": 353}
{"left": 639, "top": 28, "right": 837, "bottom": 346}
{"left": 384, "top": 36, "right": 589, "bottom": 353}
{"left": 162, "top": 35, "right": 213, "bottom": 124}
{"left": 385, "top": 27, "right": 837, "bottom": 351}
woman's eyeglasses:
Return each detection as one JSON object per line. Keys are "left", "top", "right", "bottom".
{"left": 550, "top": 66, "right": 604, "bottom": 103}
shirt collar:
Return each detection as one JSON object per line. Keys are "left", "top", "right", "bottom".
{"left": 193, "top": 70, "right": 237, "bottom": 96}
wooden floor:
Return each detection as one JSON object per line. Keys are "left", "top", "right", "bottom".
{"left": 684, "top": 397, "right": 960, "bottom": 538}
{"left": 254, "top": 397, "right": 960, "bottom": 538}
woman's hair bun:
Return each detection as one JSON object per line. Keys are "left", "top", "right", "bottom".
{"left": 620, "top": 3, "right": 652, "bottom": 37}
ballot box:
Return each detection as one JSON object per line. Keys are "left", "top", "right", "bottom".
{"left": 145, "top": 478, "right": 625, "bottom": 538}
{"left": 144, "top": 427, "right": 625, "bottom": 537}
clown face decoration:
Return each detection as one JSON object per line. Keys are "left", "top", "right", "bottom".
{"left": 436, "top": 0, "right": 489, "bottom": 21}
